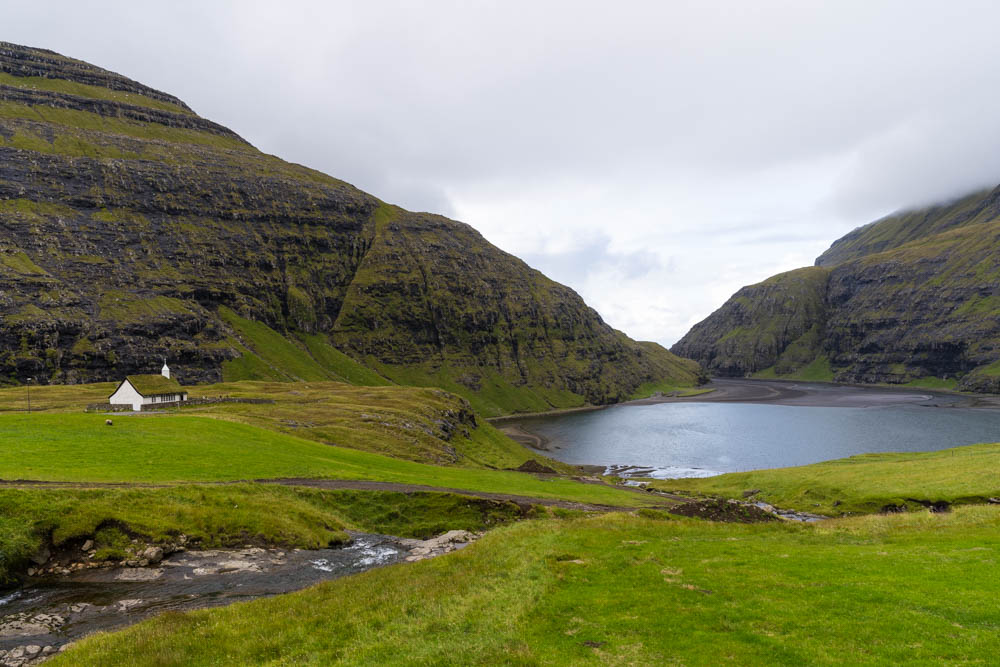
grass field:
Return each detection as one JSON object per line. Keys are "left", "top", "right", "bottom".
{"left": 182, "top": 381, "right": 550, "bottom": 469}
{"left": 654, "top": 442, "right": 1000, "bottom": 515}
{"left": 54, "top": 507, "right": 1000, "bottom": 665}
{"left": 0, "top": 413, "right": 651, "bottom": 508}
{"left": 0, "top": 380, "right": 562, "bottom": 470}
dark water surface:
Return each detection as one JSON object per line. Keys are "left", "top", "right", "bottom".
{"left": 512, "top": 382, "right": 1000, "bottom": 478}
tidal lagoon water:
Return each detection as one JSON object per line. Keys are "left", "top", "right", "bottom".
{"left": 507, "top": 380, "right": 1000, "bottom": 479}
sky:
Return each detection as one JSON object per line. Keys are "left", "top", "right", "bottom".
{"left": 8, "top": 1, "right": 1000, "bottom": 346}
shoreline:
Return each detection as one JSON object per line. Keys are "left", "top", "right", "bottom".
{"left": 487, "top": 404, "right": 608, "bottom": 424}
{"left": 494, "top": 377, "right": 1000, "bottom": 470}
{"left": 491, "top": 378, "right": 1000, "bottom": 420}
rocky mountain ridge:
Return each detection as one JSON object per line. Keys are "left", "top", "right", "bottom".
{"left": 0, "top": 41, "right": 701, "bottom": 415}
{"left": 673, "top": 187, "right": 1000, "bottom": 392}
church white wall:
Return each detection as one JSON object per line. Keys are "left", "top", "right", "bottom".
{"left": 109, "top": 381, "right": 144, "bottom": 411}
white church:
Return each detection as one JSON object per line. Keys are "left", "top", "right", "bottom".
{"left": 108, "top": 362, "right": 189, "bottom": 411}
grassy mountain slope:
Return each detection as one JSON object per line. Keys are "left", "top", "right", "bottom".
{"left": 817, "top": 185, "right": 1000, "bottom": 266}
{"left": 672, "top": 267, "right": 829, "bottom": 377}
{"left": 673, "top": 187, "right": 1000, "bottom": 391}
{"left": 0, "top": 41, "right": 699, "bottom": 414}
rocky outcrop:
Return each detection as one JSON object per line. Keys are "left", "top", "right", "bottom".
{"left": 674, "top": 188, "right": 1000, "bottom": 391}
{"left": 401, "top": 529, "right": 478, "bottom": 562}
{"left": 672, "top": 267, "right": 830, "bottom": 377}
{"left": 0, "top": 41, "right": 700, "bottom": 411}
{"left": 0, "top": 42, "right": 190, "bottom": 109}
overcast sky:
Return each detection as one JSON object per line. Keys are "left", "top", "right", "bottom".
{"left": 8, "top": 1, "right": 1000, "bottom": 345}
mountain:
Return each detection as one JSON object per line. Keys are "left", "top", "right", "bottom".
{"left": 672, "top": 186, "right": 1000, "bottom": 393}
{"left": 0, "top": 41, "right": 701, "bottom": 416}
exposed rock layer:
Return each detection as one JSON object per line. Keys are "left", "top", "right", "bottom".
{"left": 674, "top": 188, "right": 1000, "bottom": 391}
{"left": 0, "top": 42, "right": 700, "bottom": 411}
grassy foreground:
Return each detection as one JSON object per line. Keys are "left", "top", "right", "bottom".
{"left": 655, "top": 442, "right": 1000, "bottom": 515}
{"left": 56, "top": 507, "right": 1000, "bottom": 665}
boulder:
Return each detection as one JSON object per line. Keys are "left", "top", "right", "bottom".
{"left": 29, "top": 547, "right": 50, "bottom": 566}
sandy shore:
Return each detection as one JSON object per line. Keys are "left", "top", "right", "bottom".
{"left": 626, "top": 378, "right": 1000, "bottom": 409}
{"left": 498, "top": 424, "right": 553, "bottom": 451}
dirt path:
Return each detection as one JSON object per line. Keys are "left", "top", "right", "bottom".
{"left": 0, "top": 477, "right": 680, "bottom": 512}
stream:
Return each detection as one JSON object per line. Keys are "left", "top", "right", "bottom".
{"left": 0, "top": 532, "right": 409, "bottom": 662}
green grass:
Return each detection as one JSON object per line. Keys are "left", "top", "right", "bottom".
{"left": 219, "top": 307, "right": 339, "bottom": 382}
{"left": 817, "top": 186, "right": 1000, "bottom": 266}
{"left": 753, "top": 354, "right": 834, "bottom": 382}
{"left": 0, "top": 381, "right": 118, "bottom": 412}
{"left": 0, "top": 198, "right": 78, "bottom": 218}
{"left": 373, "top": 361, "right": 588, "bottom": 418}
{"left": 0, "top": 485, "right": 532, "bottom": 581}
{"left": 98, "top": 291, "right": 193, "bottom": 323}
{"left": 0, "top": 413, "right": 654, "bottom": 508}
{"left": 653, "top": 442, "right": 1000, "bottom": 515}
{"left": 297, "top": 333, "right": 391, "bottom": 386}
{"left": 0, "top": 379, "right": 560, "bottom": 470}
{"left": 974, "top": 359, "right": 1000, "bottom": 377}
{"left": 55, "top": 507, "right": 1000, "bottom": 665}
{"left": 219, "top": 341, "right": 290, "bottom": 382}
{"left": 0, "top": 71, "right": 193, "bottom": 115}
{"left": 789, "top": 355, "right": 834, "bottom": 381}
{"left": 0, "top": 101, "right": 250, "bottom": 152}
{"left": 0, "top": 251, "right": 48, "bottom": 275}
{"left": 903, "top": 376, "right": 959, "bottom": 390}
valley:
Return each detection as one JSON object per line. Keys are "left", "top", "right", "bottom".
{"left": 1, "top": 36, "right": 999, "bottom": 666}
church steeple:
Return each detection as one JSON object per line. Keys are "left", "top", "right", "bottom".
{"left": 161, "top": 360, "right": 170, "bottom": 379}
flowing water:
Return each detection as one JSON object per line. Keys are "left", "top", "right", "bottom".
{"left": 509, "top": 382, "right": 1000, "bottom": 479}
{"left": 0, "top": 533, "right": 407, "bottom": 659}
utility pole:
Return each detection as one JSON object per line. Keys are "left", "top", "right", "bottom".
{"left": 26, "top": 377, "right": 32, "bottom": 413}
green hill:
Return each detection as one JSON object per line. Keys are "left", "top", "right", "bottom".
{"left": 0, "top": 42, "right": 700, "bottom": 415}
{"left": 673, "top": 186, "right": 1000, "bottom": 391}
{"left": 816, "top": 186, "right": 1000, "bottom": 266}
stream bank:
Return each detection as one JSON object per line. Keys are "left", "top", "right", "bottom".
{"left": 0, "top": 530, "right": 478, "bottom": 665}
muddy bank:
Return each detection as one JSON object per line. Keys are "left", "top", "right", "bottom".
{"left": 496, "top": 424, "right": 553, "bottom": 451}
{"left": 0, "top": 530, "right": 483, "bottom": 664}
{"left": 625, "top": 378, "right": 986, "bottom": 409}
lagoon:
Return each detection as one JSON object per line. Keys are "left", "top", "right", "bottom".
{"left": 506, "top": 380, "right": 1000, "bottom": 478}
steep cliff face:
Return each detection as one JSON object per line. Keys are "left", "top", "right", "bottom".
{"left": 823, "top": 219, "right": 1000, "bottom": 390}
{"left": 674, "top": 189, "right": 1000, "bottom": 392}
{"left": 0, "top": 42, "right": 700, "bottom": 414}
{"left": 672, "top": 267, "right": 830, "bottom": 377}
